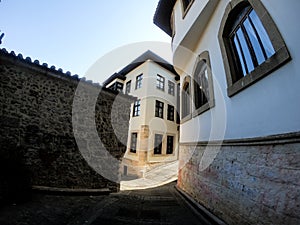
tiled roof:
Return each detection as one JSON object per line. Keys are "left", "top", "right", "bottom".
{"left": 102, "top": 50, "right": 179, "bottom": 87}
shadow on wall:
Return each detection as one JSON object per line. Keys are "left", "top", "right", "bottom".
{"left": 0, "top": 143, "right": 32, "bottom": 205}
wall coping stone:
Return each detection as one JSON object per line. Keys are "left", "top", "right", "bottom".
{"left": 0, "top": 48, "right": 136, "bottom": 102}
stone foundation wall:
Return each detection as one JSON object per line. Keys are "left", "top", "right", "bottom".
{"left": 0, "top": 49, "right": 134, "bottom": 203}
{"left": 178, "top": 134, "right": 300, "bottom": 225}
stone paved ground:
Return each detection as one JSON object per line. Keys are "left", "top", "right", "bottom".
{"left": 0, "top": 182, "right": 208, "bottom": 225}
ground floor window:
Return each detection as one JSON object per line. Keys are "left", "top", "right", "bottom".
{"left": 130, "top": 133, "right": 137, "bottom": 153}
{"left": 166, "top": 136, "right": 174, "bottom": 154}
{"left": 154, "top": 134, "right": 163, "bottom": 154}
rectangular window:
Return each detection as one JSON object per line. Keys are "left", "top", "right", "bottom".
{"left": 155, "top": 100, "right": 164, "bottom": 118}
{"left": 125, "top": 80, "right": 131, "bottom": 94}
{"left": 168, "top": 81, "right": 175, "bottom": 95}
{"left": 116, "top": 82, "right": 123, "bottom": 92}
{"left": 156, "top": 75, "right": 165, "bottom": 91}
{"left": 133, "top": 99, "right": 141, "bottom": 117}
{"left": 154, "top": 134, "right": 163, "bottom": 154}
{"left": 135, "top": 74, "right": 143, "bottom": 89}
{"left": 108, "top": 82, "right": 123, "bottom": 92}
{"left": 167, "top": 105, "right": 174, "bottom": 121}
{"left": 167, "top": 136, "right": 174, "bottom": 154}
{"left": 130, "top": 133, "right": 137, "bottom": 153}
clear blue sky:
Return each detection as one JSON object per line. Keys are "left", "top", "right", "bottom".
{"left": 0, "top": 0, "right": 171, "bottom": 83}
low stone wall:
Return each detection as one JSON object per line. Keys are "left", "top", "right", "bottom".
{"left": 0, "top": 49, "right": 134, "bottom": 203}
{"left": 178, "top": 133, "right": 300, "bottom": 225}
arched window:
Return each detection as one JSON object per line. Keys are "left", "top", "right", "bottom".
{"left": 219, "top": 0, "right": 291, "bottom": 97}
{"left": 181, "top": 0, "right": 194, "bottom": 17}
{"left": 193, "top": 51, "right": 215, "bottom": 116}
{"left": 181, "top": 77, "right": 191, "bottom": 122}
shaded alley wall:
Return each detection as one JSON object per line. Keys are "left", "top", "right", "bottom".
{"left": 0, "top": 49, "right": 134, "bottom": 203}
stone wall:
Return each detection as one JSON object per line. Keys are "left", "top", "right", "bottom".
{"left": 177, "top": 134, "right": 300, "bottom": 225}
{"left": 0, "top": 49, "right": 134, "bottom": 203}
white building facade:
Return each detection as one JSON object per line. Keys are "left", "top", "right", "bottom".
{"left": 154, "top": 0, "right": 300, "bottom": 224}
{"left": 103, "top": 51, "right": 180, "bottom": 178}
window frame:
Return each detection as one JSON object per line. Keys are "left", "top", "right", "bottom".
{"left": 167, "top": 104, "right": 175, "bottom": 121}
{"left": 130, "top": 132, "right": 138, "bottom": 153}
{"left": 155, "top": 100, "right": 164, "bottom": 119}
{"left": 135, "top": 74, "right": 143, "bottom": 89}
{"left": 168, "top": 80, "right": 175, "bottom": 96}
{"left": 125, "top": 80, "right": 131, "bottom": 94}
{"left": 181, "top": 0, "right": 195, "bottom": 18}
{"left": 132, "top": 99, "right": 141, "bottom": 117}
{"left": 192, "top": 51, "right": 215, "bottom": 117}
{"left": 218, "top": 0, "right": 291, "bottom": 97}
{"left": 166, "top": 135, "right": 174, "bottom": 155}
{"left": 181, "top": 76, "right": 192, "bottom": 123}
{"left": 154, "top": 134, "right": 163, "bottom": 155}
{"left": 156, "top": 74, "right": 165, "bottom": 91}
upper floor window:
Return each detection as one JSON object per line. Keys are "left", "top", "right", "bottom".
{"left": 181, "top": 80, "right": 191, "bottom": 120}
{"left": 130, "top": 132, "right": 137, "bottom": 153}
{"left": 133, "top": 99, "right": 141, "bottom": 117}
{"left": 193, "top": 51, "right": 215, "bottom": 116}
{"left": 156, "top": 74, "right": 165, "bottom": 91}
{"left": 116, "top": 82, "right": 123, "bottom": 92}
{"left": 155, "top": 100, "right": 164, "bottom": 119}
{"left": 219, "top": 0, "right": 291, "bottom": 97}
{"left": 168, "top": 81, "right": 175, "bottom": 96}
{"left": 108, "top": 82, "right": 123, "bottom": 92}
{"left": 167, "top": 105, "right": 175, "bottom": 121}
{"left": 135, "top": 74, "right": 143, "bottom": 89}
{"left": 125, "top": 80, "right": 131, "bottom": 94}
{"left": 181, "top": 0, "right": 194, "bottom": 17}
{"left": 154, "top": 134, "right": 163, "bottom": 154}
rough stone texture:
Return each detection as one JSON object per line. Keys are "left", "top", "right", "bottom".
{"left": 0, "top": 49, "right": 134, "bottom": 203}
{"left": 178, "top": 140, "right": 300, "bottom": 225}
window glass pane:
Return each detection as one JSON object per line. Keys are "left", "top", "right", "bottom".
{"left": 244, "top": 18, "right": 265, "bottom": 65}
{"left": 167, "top": 136, "right": 174, "bottom": 154}
{"left": 182, "top": 83, "right": 190, "bottom": 118}
{"left": 154, "top": 134, "right": 163, "bottom": 154}
{"left": 234, "top": 35, "right": 247, "bottom": 75}
{"left": 249, "top": 10, "right": 275, "bottom": 58}
{"left": 194, "top": 61, "right": 209, "bottom": 109}
{"left": 130, "top": 133, "right": 137, "bottom": 153}
{"left": 237, "top": 28, "right": 255, "bottom": 73}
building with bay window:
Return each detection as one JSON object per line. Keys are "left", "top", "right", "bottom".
{"left": 154, "top": 0, "right": 300, "bottom": 224}
{"left": 103, "top": 50, "right": 180, "bottom": 178}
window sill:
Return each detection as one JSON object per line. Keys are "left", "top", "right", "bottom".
{"left": 227, "top": 46, "right": 291, "bottom": 97}
{"left": 192, "top": 99, "right": 215, "bottom": 117}
{"left": 180, "top": 113, "right": 192, "bottom": 124}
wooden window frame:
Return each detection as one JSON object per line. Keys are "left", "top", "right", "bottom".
{"left": 192, "top": 51, "right": 215, "bottom": 117}
{"left": 218, "top": 0, "right": 291, "bottom": 97}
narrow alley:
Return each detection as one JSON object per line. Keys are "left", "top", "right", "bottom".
{"left": 0, "top": 182, "right": 220, "bottom": 225}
